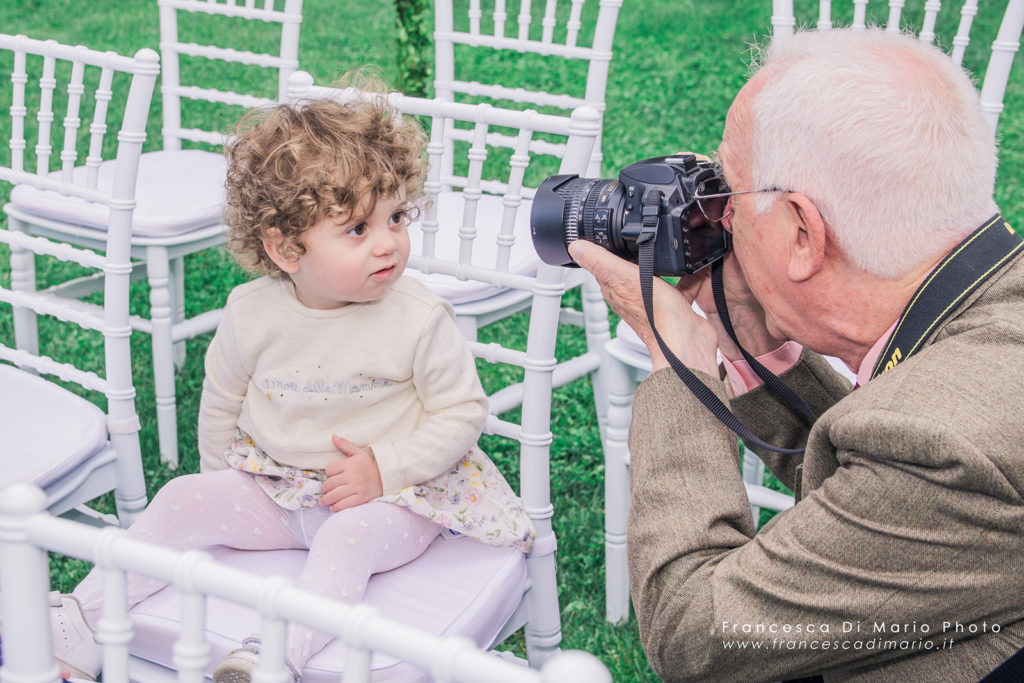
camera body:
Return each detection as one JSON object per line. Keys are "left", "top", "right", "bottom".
{"left": 530, "top": 154, "right": 732, "bottom": 276}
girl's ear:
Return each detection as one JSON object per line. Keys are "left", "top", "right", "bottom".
{"left": 262, "top": 227, "right": 300, "bottom": 274}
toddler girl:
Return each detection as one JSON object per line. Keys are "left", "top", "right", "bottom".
{"left": 47, "top": 93, "right": 534, "bottom": 682}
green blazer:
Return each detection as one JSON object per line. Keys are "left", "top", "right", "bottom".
{"left": 627, "top": 252, "right": 1024, "bottom": 682}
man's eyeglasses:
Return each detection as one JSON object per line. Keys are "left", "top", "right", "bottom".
{"left": 693, "top": 177, "right": 791, "bottom": 225}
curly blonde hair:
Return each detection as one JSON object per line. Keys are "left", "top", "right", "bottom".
{"left": 223, "top": 92, "right": 427, "bottom": 276}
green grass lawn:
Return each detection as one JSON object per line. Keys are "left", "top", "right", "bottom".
{"left": 1, "top": 1, "right": 1022, "bottom": 681}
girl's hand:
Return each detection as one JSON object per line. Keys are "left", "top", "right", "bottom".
{"left": 319, "top": 435, "right": 384, "bottom": 511}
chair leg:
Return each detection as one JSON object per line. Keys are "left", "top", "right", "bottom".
{"left": 580, "top": 273, "right": 611, "bottom": 439}
{"left": 8, "top": 215, "right": 40, "bottom": 357}
{"left": 147, "top": 246, "right": 180, "bottom": 469}
{"left": 742, "top": 448, "right": 766, "bottom": 525}
{"left": 170, "top": 254, "right": 187, "bottom": 369}
{"left": 0, "top": 486, "right": 57, "bottom": 680}
{"left": 603, "top": 351, "right": 635, "bottom": 625}
{"left": 454, "top": 314, "right": 479, "bottom": 342}
{"left": 521, "top": 264, "right": 564, "bottom": 665}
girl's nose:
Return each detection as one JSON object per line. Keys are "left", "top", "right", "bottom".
{"left": 373, "top": 227, "right": 397, "bottom": 255}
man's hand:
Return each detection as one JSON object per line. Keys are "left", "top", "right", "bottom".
{"left": 319, "top": 435, "right": 384, "bottom": 512}
{"left": 677, "top": 253, "right": 789, "bottom": 361}
{"left": 568, "top": 239, "right": 719, "bottom": 375}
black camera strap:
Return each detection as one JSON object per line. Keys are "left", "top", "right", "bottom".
{"left": 636, "top": 190, "right": 808, "bottom": 454}
{"left": 870, "top": 213, "right": 1023, "bottom": 380}
{"left": 637, "top": 196, "right": 1022, "bottom": 456}
{"left": 710, "top": 261, "right": 815, "bottom": 421}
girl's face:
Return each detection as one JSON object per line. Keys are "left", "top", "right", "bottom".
{"left": 274, "top": 192, "right": 411, "bottom": 309}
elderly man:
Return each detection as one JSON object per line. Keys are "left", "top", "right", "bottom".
{"left": 570, "top": 28, "right": 1024, "bottom": 682}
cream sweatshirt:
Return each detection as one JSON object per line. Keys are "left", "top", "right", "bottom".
{"left": 197, "top": 276, "right": 488, "bottom": 495}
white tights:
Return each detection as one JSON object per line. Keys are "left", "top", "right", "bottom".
{"left": 72, "top": 468, "right": 442, "bottom": 667}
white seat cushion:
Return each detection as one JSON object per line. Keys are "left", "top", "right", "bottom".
{"left": 8, "top": 149, "right": 226, "bottom": 237}
{"left": 128, "top": 535, "right": 527, "bottom": 682}
{"left": 0, "top": 364, "right": 107, "bottom": 488}
{"left": 615, "top": 319, "right": 648, "bottom": 356}
{"left": 407, "top": 192, "right": 537, "bottom": 304}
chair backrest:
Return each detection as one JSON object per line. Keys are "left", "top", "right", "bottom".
{"left": 769, "top": 0, "right": 1024, "bottom": 134}
{"left": 0, "top": 482, "right": 612, "bottom": 682}
{"left": 434, "top": 0, "right": 621, "bottom": 176}
{"left": 0, "top": 34, "right": 159, "bottom": 522}
{"left": 156, "top": 0, "right": 303, "bottom": 149}
{"left": 288, "top": 71, "right": 599, "bottom": 664}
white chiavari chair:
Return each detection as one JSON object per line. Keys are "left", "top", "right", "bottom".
{"left": 0, "top": 482, "right": 613, "bottom": 683}
{"left": 0, "top": 35, "right": 159, "bottom": 526}
{"left": 44, "top": 74, "right": 604, "bottom": 679}
{"left": 434, "top": 0, "right": 623, "bottom": 177}
{"left": 771, "top": 0, "right": 1024, "bottom": 134}
{"left": 429, "top": 0, "right": 625, "bottom": 428}
{"left": 4, "top": 0, "right": 304, "bottom": 470}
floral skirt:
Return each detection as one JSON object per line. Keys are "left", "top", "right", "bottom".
{"left": 223, "top": 431, "right": 535, "bottom": 553}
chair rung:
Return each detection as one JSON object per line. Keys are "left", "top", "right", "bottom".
{"left": 469, "top": 341, "right": 528, "bottom": 367}
{"left": 483, "top": 413, "right": 521, "bottom": 440}
{"left": 173, "top": 41, "right": 284, "bottom": 69}
{"left": 438, "top": 31, "right": 598, "bottom": 60}
{"left": 170, "top": 84, "right": 275, "bottom": 110}
{"left": 0, "top": 286, "right": 105, "bottom": 334}
{"left": 0, "top": 344, "right": 108, "bottom": 395}
{"left": 0, "top": 168, "right": 112, "bottom": 211}
{"left": 161, "top": 0, "right": 296, "bottom": 23}
{"left": 171, "top": 307, "right": 223, "bottom": 341}
{"left": 165, "top": 126, "right": 227, "bottom": 147}
{"left": 445, "top": 126, "right": 567, "bottom": 158}
{"left": 449, "top": 79, "right": 586, "bottom": 111}
{"left": 303, "top": 84, "right": 578, "bottom": 136}
{"left": 0, "top": 228, "right": 107, "bottom": 270}
{"left": 745, "top": 483, "right": 795, "bottom": 511}
{"left": 407, "top": 256, "right": 536, "bottom": 292}
{"left": 0, "top": 33, "right": 137, "bottom": 70}
{"left": 437, "top": 176, "right": 539, "bottom": 200}
{"left": 486, "top": 353, "right": 599, "bottom": 415}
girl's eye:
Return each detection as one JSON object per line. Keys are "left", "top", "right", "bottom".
{"left": 348, "top": 224, "right": 366, "bottom": 236}
{"left": 390, "top": 210, "right": 406, "bottom": 225}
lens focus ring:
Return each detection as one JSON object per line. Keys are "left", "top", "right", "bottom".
{"left": 581, "top": 183, "right": 613, "bottom": 248}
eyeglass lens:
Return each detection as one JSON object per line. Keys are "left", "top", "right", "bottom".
{"left": 695, "top": 177, "right": 731, "bottom": 223}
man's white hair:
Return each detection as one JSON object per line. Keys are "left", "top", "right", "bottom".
{"left": 750, "top": 28, "right": 998, "bottom": 279}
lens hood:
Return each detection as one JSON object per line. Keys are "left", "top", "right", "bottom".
{"left": 530, "top": 174, "right": 581, "bottom": 268}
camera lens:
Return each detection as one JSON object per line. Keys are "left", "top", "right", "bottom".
{"left": 530, "top": 174, "right": 627, "bottom": 268}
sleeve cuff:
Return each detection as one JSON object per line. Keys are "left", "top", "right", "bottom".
{"left": 722, "top": 341, "right": 803, "bottom": 396}
{"left": 368, "top": 441, "right": 402, "bottom": 495}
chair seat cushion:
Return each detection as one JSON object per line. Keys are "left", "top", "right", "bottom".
{"left": 0, "top": 364, "right": 107, "bottom": 488}
{"left": 615, "top": 319, "right": 648, "bottom": 355}
{"left": 128, "top": 535, "right": 527, "bottom": 682}
{"left": 406, "top": 192, "right": 538, "bottom": 304}
{"left": 8, "top": 149, "right": 226, "bottom": 237}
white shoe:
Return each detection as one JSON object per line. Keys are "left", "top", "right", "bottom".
{"left": 213, "top": 636, "right": 300, "bottom": 683}
{"left": 48, "top": 591, "right": 102, "bottom": 681}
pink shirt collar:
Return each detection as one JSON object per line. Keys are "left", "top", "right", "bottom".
{"left": 722, "top": 320, "right": 900, "bottom": 396}
{"left": 854, "top": 320, "right": 898, "bottom": 387}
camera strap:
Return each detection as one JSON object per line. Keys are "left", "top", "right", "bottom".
{"left": 637, "top": 190, "right": 808, "bottom": 454}
{"left": 870, "top": 213, "right": 1023, "bottom": 380}
{"left": 710, "top": 261, "right": 815, "bottom": 421}
{"left": 637, "top": 196, "right": 1022, "bottom": 456}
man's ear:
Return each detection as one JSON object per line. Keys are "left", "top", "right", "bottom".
{"left": 785, "top": 193, "right": 826, "bottom": 282}
{"left": 262, "top": 227, "right": 300, "bottom": 274}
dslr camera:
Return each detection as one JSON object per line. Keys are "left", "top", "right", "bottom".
{"left": 530, "top": 154, "right": 732, "bottom": 276}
